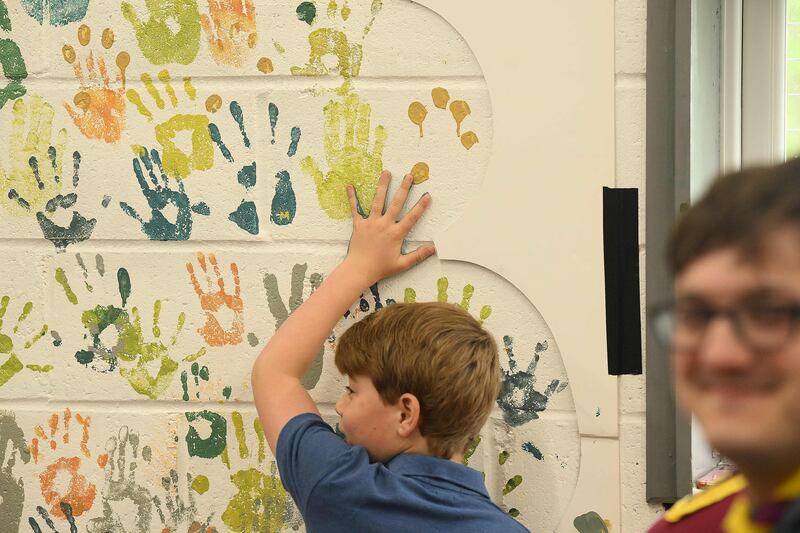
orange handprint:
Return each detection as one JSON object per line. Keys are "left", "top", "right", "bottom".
{"left": 186, "top": 253, "right": 244, "bottom": 346}
{"left": 200, "top": 0, "right": 257, "bottom": 68}
{"left": 62, "top": 24, "right": 131, "bottom": 143}
{"left": 30, "top": 408, "right": 108, "bottom": 519}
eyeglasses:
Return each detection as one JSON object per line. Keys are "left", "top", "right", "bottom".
{"left": 649, "top": 302, "right": 800, "bottom": 353}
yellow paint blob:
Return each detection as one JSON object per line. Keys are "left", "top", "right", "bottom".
{"left": 116, "top": 52, "right": 130, "bottom": 86}
{"left": 101, "top": 28, "right": 115, "bottom": 49}
{"left": 77, "top": 24, "right": 91, "bottom": 46}
{"left": 450, "top": 100, "right": 471, "bottom": 137}
{"left": 432, "top": 87, "right": 449, "bottom": 109}
{"left": 257, "top": 57, "right": 274, "bottom": 74}
{"left": 74, "top": 91, "right": 91, "bottom": 112}
{"left": 62, "top": 45, "right": 76, "bottom": 64}
{"left": 247, "top": 33, "right": 258, "bottom": 49}
{"left": 461, "top": 131, "right": 479, "bottom": 150}
{"left": 411, "top": 162, "right": 430, "bottom": 184}
{"left": 408, "top": 101, "right": 427, "bottom": 137}
{"left": 205, "top": 95, "right": 223, "bottom": 113}
{"left": 191, "top": 474, "right": 210, "bottom": 495}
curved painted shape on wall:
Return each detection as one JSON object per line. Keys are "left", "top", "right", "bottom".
{"left": 414, "top": 1, "right": 620, "bottom": 529}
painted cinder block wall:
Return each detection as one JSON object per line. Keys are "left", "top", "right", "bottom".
{"left": 0, "top": 0, "right": 659, "bottom": 531}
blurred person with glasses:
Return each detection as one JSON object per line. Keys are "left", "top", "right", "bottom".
{"left": 648, "top": 159, "right": 800, "bottom": 532}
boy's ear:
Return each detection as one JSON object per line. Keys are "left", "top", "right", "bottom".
{"left": 396, "top": 393, "right": 421, "bottom": 437}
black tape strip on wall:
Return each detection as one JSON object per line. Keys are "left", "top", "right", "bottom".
{"left": 603, "top": 187, "right": 643, "bottom": 375}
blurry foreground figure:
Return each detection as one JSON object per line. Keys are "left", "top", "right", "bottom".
{"left": 649, "top": 159, "right": 800, "bottom": 532}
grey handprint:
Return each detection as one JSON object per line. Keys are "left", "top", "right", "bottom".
{"left": 154, "top": 469, "right": 215, "bottom": 532}
{"left": 263, "top": 264, "right": 324, "bottom": 389}
{"left": 497, "top": 336, "right": 568, "bottom": 427}
{"left": 35, "top": 149, "right": 97, "bottom": 251}
{"left": 0, "top": 411, "right": 31, "bottom": 533}
{"left": 88, "top": 426, "right": 153, "bottom": 533}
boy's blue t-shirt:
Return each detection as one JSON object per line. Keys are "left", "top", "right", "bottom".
{"left": 276, "top": 413, "right": 530, "bottom": 533}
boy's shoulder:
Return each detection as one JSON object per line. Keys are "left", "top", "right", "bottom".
{"left": 278, "top": 413, "right": 529, "bottom": 532}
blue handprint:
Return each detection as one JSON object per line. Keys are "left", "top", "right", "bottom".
{"left": 20, "top": 0, "right": 89, "bottom": 26}
{"left": 208, "top": 100, "right": 259, "bottom": 235}
{"left": 497, "top": 336, "right": 568, "bottom": 427}
{"left": 267, "top": 102, "right": 301, "bottom": 226}
{"left": 119, "top": 147, "right": 210, "bottom": 241}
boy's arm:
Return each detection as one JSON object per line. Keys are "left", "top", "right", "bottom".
{"left": 252, "top": 170, "right": 434, "bottom": 454}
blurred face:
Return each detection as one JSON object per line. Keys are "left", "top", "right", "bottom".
{"left": 673, "top": 230, "right": 800, "bottom": 464}
{"left": 335, "top": 374, "right": 402, "bottom": 463}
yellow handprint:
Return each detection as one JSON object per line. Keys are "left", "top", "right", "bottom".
{"left": 300, "top": 90, "right": 386, "bottom": 219}
{"left": 0, "top": 96, "right": 66, "bottom": 216}
{"left": 126, "top": 71, "right": 214, "bottom": 179}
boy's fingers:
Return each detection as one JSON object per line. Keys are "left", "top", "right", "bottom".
{"left": 398, "top": 193, "right": 431, "bottom": 234}
{"left": 387, "top": 173, "right": 414, "bottom": 218}
{"left": 400, "top": 245, "right": 436, "bottom": 271}
{"left": 346, "top": 185, "right": 360, "bottom": 220}
{"left": 369, "top": 170, "right": 391, "bottom": 217}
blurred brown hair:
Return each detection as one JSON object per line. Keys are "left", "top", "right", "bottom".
{"left": 335, "top": 302, "right": 500, "bottom": 459}
{"left": 669, "top": 158, "right": 800, "bottom": 274}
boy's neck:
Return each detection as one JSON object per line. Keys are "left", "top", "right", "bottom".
{"left": 400, "top": 438, "right": 465, "bottom": 464}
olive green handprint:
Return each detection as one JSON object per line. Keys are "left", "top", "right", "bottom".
{"left": 291, "top": 0, "right": 382, "bottom": 80}
{"left": 300, "top": 90, "right": 386, "bottom": 220}
{"left": 122, "top": 0, "right": 201, "bottom": 65}
{"left": 404, "top": 276, "right": 492, "bottom": 324}
{"left": 0, "top": 297, "right": 51, "bottom": 388}
{"left": 221, "top": 411, "right": 302, "bottom": 533}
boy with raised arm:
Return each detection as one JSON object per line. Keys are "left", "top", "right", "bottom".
{"left": 252, "top": 171, "right": 528, "bottom": 532}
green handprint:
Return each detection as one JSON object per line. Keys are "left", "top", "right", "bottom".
{"left": 573, "top": 511, "right": 610, "bottom": 533}
{"left": 58, "top": 259, "right": 205, "bottom": 398}
{"left": 222, "top": 411, "right": 302, "bottom": 533}
{"left": 300, "top": 90, "right": 386, "bottom": 219}
{"left": 122, "top": 0, "right": 201, "bottom": 65}
{"left": 404, "top": 277, "right": 492, "bottom": 323}
{"left": 0, "top": 297, "right": 51, "bottom": 388}
{"left": 0, "top": 38, "right": 27, "bottom": 110}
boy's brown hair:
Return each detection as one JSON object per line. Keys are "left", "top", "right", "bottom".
{"left": 334, "top": 302, "right": 500, "bottom": 459}
{"left": 669, "top": 157, "right": 800, "bottom": 275}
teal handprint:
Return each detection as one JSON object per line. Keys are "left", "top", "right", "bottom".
{"left": 20, "top": 0, "right": 89, "bottom": 26}
{"left": 119, "top": 147, "right": 210, "bottom": 241}
{"left": 208, "top": 99, "right": 260, "bottom": 234}
{"left": 497, "top": 336, "right": 568, "bottom": 427}
{"left": 300, "top": 90, "right": 386, "bottom": 220}
{"left": 122, "top": 0, "right": 201, "bottom": 65}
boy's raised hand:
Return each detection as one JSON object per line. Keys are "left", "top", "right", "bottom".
{"left": 343, "top": 170, "right": 435, "bottom": 286}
